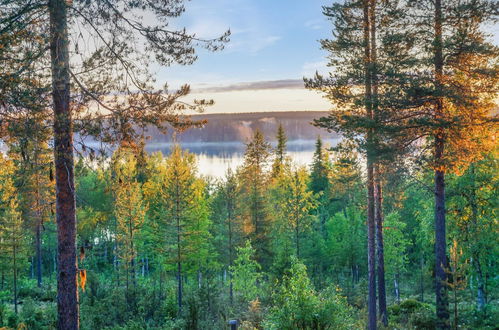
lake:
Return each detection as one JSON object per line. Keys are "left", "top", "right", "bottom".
{"left": 145, "top": 139, "right": 340, "bottom": 178}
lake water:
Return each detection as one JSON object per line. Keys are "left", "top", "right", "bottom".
{"left": 145, "top": 139, "right": 340, "bottom": 178}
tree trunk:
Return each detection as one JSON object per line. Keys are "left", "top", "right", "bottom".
{"left": 375, "top": 174, "right": 387, "bottom": 326}
{"left": 36, "top": 221, "right": 42, "bottom": 288}
{"left": 295, "top": 224, "right": 300, "bottom": 259}
{"left": 475, "top": 258, "right": 486, "bottom": 310}
{"left": 177, "top": 214, "right": 182, "bottom": 314}
{"left": 433, "top": 0, "right": 449, "bottom": 328}
{"left": 228, "top": 201, "right": 234, "bottom": 304}
{"left": 49, "top": 0, "right": 79, "bottom": 328}
{"left": 13, "top": 245, "right": 18, "bottom": 314}
{"left": 420, "top": 255, "right": 425, "bottom": 302}
{"left": 363, "top": 0, "right": 376, "bottom": 328}
{"left": 453, "top": 288, "right": 458, "bottom": 330}
{"left": 470, "top": 165, "right": 486, "bottom": 311}
{"left": 394, "top": 273, "right": 400, "bottom": 304}
{"left": 370, "top": 0, "right": 387, "bottom": 319}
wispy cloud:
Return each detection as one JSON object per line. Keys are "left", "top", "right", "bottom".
{"left": 194, "top": 79, "right": 304, "bottom": 93}
{"left": 229, "top": 35, "right": 281, "bottom": 54}
{"left": 304, "top": 19, "right": 324, "bottom": 30}
{"left": 183, "top": 0, "right": 281, "bottom": 54}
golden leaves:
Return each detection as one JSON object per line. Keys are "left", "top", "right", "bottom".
{"left": 78, "top": 269, "right": 87, "bottom": 292}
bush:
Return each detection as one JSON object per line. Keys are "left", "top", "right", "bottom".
{"left": 263, "top": 258, "right": 361, "bottom": 329}
{"left": 388, "top": 299, "right": 436, "bottom": 329}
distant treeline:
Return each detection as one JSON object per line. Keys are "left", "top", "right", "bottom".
{"left": 145, "top": 111, "right": 335, "bottom": 143}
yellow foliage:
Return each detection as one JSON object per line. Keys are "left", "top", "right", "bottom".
{"left": 79, "top": 269, "right": 87, "bottom": 292}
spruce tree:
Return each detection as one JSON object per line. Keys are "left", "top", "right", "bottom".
{"left": 238, "top": 129, "right": 272, "bottom": 266}
{"left": 271, "top": 124, "right": 288, "bottom": 179}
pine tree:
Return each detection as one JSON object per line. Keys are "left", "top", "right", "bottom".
{"left": 2, "top": 1, "right": 229, "bottom": 326}
{"left": 305, "top": 1, "right": 380, "bottom": 326}
{"left": 404, "top": 1, "right": 499, "bottom": 326}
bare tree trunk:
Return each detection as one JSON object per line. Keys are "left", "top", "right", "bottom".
{"left": 420, "top": 255, "right": 425, "bottom": 302}
{"left": 475, "top": 258, "right": 486, "bottom": 310}
{"left": 177, "top": 211, "right": 182, "bottom": 314}
{"left": 36, "top": 220, "right": 42, "bottom": 288}
{"left": 433, "top": 1, "right": 449, "bottom": 328}
{"left": 363, "top": 0, "right": 376, "bottom": 328}
{"left": 228, "top": 199, "right": 234, "bottom": 304}
{"left": 49, "top": 0, "right": 79, "bottom": 328}
{"left": 375, "top": 173, "right": 387, "bottom": 326}
{"left": 295, "top": 223, "right": 300, "bottom": 259}
{"left": 13, "top": 245, "right": 18, "bottom": 314}
{"left": 453, "top": 288, "right": 458, "bottom": 330}
{"left": 394, "top": 273, "right": 400, "bottom": 304}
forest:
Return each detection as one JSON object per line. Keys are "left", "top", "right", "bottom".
{"left": 0, "top": 0, "right": 498, "bottom": 329}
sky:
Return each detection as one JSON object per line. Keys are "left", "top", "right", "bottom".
{"left": 155, "top": 0, "right": 333, "bottom": 114}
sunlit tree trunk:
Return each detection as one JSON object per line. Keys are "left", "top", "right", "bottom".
{"left": 48, "top": 0, "right": 79, "bottom": 328}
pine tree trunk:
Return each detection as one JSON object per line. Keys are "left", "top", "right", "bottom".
{"left": 375, "top": 174, "right": 387, "bottom": 326}
{"left": 49, "top": 0, "right": 79, "bottom": 328}
{"left": 364, "top": 0, "right": 376, "bottom": 328}
{"left": 433, "top": 0, "right": 449, "bottom": 328}
{"left": 370, "top": 0, "right": 386, "bottom": 320}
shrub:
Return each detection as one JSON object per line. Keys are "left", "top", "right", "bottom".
{"left": 263, "top": 258, "right": 360, "bottom": 329}
{"left": 388, "top": 299, "right": 436, "bottom": 329}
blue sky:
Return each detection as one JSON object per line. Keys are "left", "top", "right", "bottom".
{"left": 155, "top": 0, "right": 498, "bottom": 114}
{"left": 157, "top": 0, "right": 331, "bottom": 91}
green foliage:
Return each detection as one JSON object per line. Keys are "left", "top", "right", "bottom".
{"left": 230, "top": 240, "right": 262, "bottom": 303}
{"left": 388, "top": 299, "right": 436, "bottom": 329}
{"left": 265, "top": 258, "right": 360, "bottom": 329}
{"left": 383, "top": 212, "right": 409, "bottom": 277}
{"left": 0, "top": 122, "right": 497, "bottom": 329}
